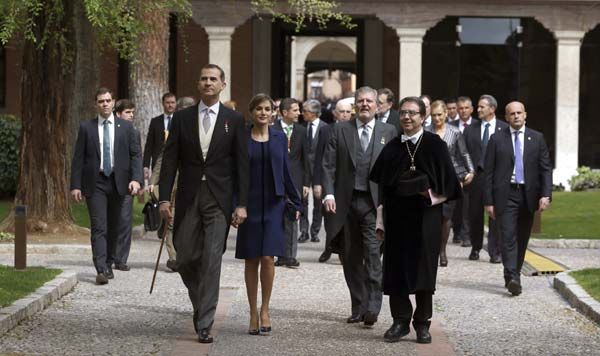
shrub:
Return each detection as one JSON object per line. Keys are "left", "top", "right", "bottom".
{"left": 569, "top": 166, "right": 600, "bottom": 191}
{"left": 0, "top": 115, "right": 21, "bottom": 197}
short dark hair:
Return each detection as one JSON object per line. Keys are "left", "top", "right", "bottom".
{"left": 280, "top": 98, "right": 299, "bottom": 113}
{"left": 445, "top": 97, "right": 457, "bottom": 105}
{"left": 162, "top": 92, "right": 176, "bottom": 102}
{"left": 419, "top": 94, "right": 432, "bottom": 103}
{"left": 95, "top": 87, "right": 113, "bottom": 101}
{"left": 377, "top": 88, "right": 395, "bottom": 104}
{"left": 248, "top": 93, "right": 274, "bottom": 113}
{"left": 115, "top": 99, "right": 135, "bottom": 113}
{"left": 399, "top": 96, "right": 426, "bottom": 117}
{"left": 200, "top": 64, "right": 225, "bottom": 82}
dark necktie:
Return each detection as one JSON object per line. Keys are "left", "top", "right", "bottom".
{"left": 307, "top": 123, "right": 313, "bottom": 146}
{"left": 514, "top": 131, "right": 524, "bottom": 183}
{"left": 166, "top": 115, "right": 172, "bottom": 131}
{"left": 482, "top": 122, "right": 490, "bottom": 158}
{"left": 102, "top": 120, "right": 112, "bottom": 176}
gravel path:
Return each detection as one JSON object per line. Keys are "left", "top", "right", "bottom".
{"left": 1, "top": 231, "right": 599, "bottom": 355}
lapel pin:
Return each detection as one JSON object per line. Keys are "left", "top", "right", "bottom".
{"left": 381, "top": 137, "right": 385, "bottom": 145}
{"left": 224, "top": 120, "right": 229, "bottom": 133}
{"left": 528, "top": 136, "right": 531, "bottom": 141}
{"left": 117, "top": 124, "right": 121, "bottom": 128}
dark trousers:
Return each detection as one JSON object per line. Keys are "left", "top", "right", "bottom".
{"left": 86, "top": 173, "right": 124, "bottom": 273}
{"left": 283, "top": 217, "right": 299, "bottom": 259}
{"left": 174, "top": 181, "right": 227, "bottom": 330}
{"left": 342, "top": 190, "right": 382, "bottom": 316}
{"left": 115, "top": 194, "right": 133, "bottom": 265}
{"left": 452, "top": 189, "right": 471, "bottom": 242}
{"left": 300, "top": 193, "right": 322, "bottom": 238}
{"left": 390, "top": 292, "right": 433, "bottom": 327}
{"left": 469, "top": 176, "right": 501, "bottom": 257}
{"left": 497, "top": 185, "right": 535, "bottom": 283}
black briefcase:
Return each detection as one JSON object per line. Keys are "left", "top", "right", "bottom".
{"left": 142, "top": 193, "right": 161, "bottom": 232}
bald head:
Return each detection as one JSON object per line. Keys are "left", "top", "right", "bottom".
{"left": 334, "top": 101, "right": 353, "bottom": 122}
{"left": 505, "top": 101, "right": 527, "bottom": 130}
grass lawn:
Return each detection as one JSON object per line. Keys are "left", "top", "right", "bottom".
{"left": 532, "top": 191, "right": 600, "bottom": 239}
{"left": 570, "top": 268, "right": 600, "bottom": 302}
{"left": 0, "top": 197, "right": 145, "bottom": 229}
{"left": 0, "top": 265, "right": 62, "bottom": 307}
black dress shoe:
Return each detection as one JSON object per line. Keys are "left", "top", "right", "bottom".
{"left": 507, "top": 279, "right": 522, "bottom": 296}
{"left": 489, "top": 255, "right": 502, "bottom": 264}
{"left": 384, "top": 320, "right": 410, "bottom": 342}
{"left": 96, "top": 273, "right": 109, "bottom": 285}
{"left": 166, "top": 259, "right": 178, "bottom": 272}
{"left": 363, "top": 311, "right": 378, "bottom": 327}
{"left": 193, "top": 310, "right": 198, "bottom": 333}
{"left": 274, "top": 258, "right": 287, "bottom": 267}
{"left": 310, "top": 236, "right": 320, "bottom": 243}
{"left": 461, "top": 240, "right": 472, "bottom": 247}
{"left": 298, "top": 234, "right": 309, "bottom": 243}
{"left": 439, "top": 252, "right": 448, "bottom": 267}
{"left": 346, "top": 314, "right": 364, "bottom": 323}
{"left": 114, "top": 263, "right": 130, "bottom": 271}
{"left": 105, "top": 267, "right": 114, "bottom": 279}
{"left": 198, "top": 328, "right": 213, "bottom": 343}
{"left": 468, "top": 249, "right": 480, "bottom": 261}
{"left": 259, "top": 326, "right": 272, "bottom": 334}
{"left": 318, "top": 250, "right": 332, "bottom": 263}
{"left": 415, "top": 324, "right": 432, "bottom": 344}
{"left": 286, "top": 258, "right": 300, "bottom": 268}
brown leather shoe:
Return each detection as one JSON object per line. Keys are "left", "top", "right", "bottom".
{"left": 96, "top": 273, "right": 109, "bottom": 285}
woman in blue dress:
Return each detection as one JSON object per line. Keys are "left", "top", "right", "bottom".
{"left": 234, "top": 93, "right": 302, "bottom": 335}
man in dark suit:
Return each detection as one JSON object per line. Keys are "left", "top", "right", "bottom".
{"left": 113, "top": 99, "right": 143, "bottom": 272}
{"left": 463, "top": 94, "right": 509, "bottom": 263}
{"left": 159, "top": 64, "right": 249, "bottom": 344}
{"left": 70, "top": 88, "right": 142, "bottom": 285}
{"left": 377, "top": 88, "right": 401, "bottom": 134}
{"left": 300, "top": 99, "right": 331, "bottom": 243}
{"left": 449, "top": 96, "right": 479, "bottom": 246}
{"left": 322, "top": 86, "right": 397, "bottom": 327}
{"left": 273, "top": 98, "right": 309, "bottom": 267}
{"left": 143, "top": 92, "right": 177, "bottom": 180}
{"left": 484, "top": 101, "right": 552, "bottom": 295}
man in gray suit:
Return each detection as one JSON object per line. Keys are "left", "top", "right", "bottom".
{"left": 300, "top": 99, "right": 330, "bottom": 243}
{"left": 322, "top": 86, "right": 397, "bottom": 327}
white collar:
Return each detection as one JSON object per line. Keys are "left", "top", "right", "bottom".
{"left": 356, "top": 118, "right": 375, "bottom": 130}
{"left": 510, "top": 125, "right": 526, "bottom": 134}
{"left": 98, "top": 114, "right": 114, "bottom": 124}
{"left": 280, "top": 120, "right": 293, "bottom": 129}
{"left": 198, "top": 101, "right": 220, "bottom": 114}
{"left": 401, "top": 128, "right": 424, "bottom": 143}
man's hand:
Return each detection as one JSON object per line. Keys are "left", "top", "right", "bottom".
{"left": 376, "top": 229, "right": 384, "bottom": 241}
{"left": 159, "top": 202, "right": 173, "bottom": 223}
{"left": 295, "top": 211, "right": 301, "bottom": 220}
{"left": 538, "top": 197, "right": 551, "bottom": 212}
{"left": 324, "top": 198, "right": 336, "bottom": 214}
{"left": 70, "top": 189, "right": 83, "bottom": 203}
{"left": 231, "top": 207, "right": 248, "bottom": 228}
{"left": 144, "top": 167, "right": 150, "bottom": 180}
{"left": 313, "top": 185, "right": 322, "bottom": 200}
{"left": 463, "top": 172, "right": 474, "bottom": 186}
{"left": 302, "top": 186, "right": 310, "bottom": 198}
{"left": 485, "top": 205, "right": 495, "bottom": 220}
{"left": 128, "top": 181, "right": 141, "bottom": 195}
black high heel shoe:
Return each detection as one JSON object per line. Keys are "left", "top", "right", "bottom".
{"left": 260, "top": 310, "right": 272, "bottom": 334}
{"left": 248, "top": 312, "right": 260, "bottom": 335}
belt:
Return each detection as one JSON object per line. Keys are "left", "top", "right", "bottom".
{"left": 510, "top": 183, "right": 525, "bottom": 190}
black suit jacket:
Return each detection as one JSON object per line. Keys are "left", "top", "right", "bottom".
{"left": 463, "top": 119, "right": 509, "bottom": 172}
{"left": 70, "top": 117, "right": 143, "bottom": 197}
{"left": 143, "top": 114, "right": 167, "bottom": 169}
{"left": 449, "top": 117, "right": 480, "bottom": 133}
{"left": 159, "top": 103, "right": 249, "bottom": 231}
{"left": 305, "top": 120, "right": 332, "bottom": 187}
{"left": 322, "top": 119, "right": 397, "bottom": 239}
{"left": 377, "top": 109, "right": 401, "bottom": 135}
{"left": 273, "top": 120, "right": 309, "bottom": 191}
{"left": 483, "top": 127, "right": 552, "bottom": 214}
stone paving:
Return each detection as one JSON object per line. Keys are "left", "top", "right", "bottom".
{"left": 0, "top": 231, "right": 599, "bottom": 355}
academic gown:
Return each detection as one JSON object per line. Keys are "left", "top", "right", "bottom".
{"left": 370, "top": 131, "right": 462, "bottom": 295}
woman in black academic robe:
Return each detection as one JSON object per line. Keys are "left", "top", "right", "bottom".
{"left": 370, "top": 96, "right": 461, "bottom": 344}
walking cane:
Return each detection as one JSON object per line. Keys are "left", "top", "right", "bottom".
{"left": 149, "top": 230, "right": 166, "bottom": 294}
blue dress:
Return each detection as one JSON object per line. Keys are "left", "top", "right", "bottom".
{"left": 236, "top": 129, "right": 302, "bottom": 259}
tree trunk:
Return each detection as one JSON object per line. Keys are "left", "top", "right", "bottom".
{"left": 0, "top": 1, "right": 86, "bottom": 234}
{"left": 129, "top": 11, "right": 170, "bottom": 154}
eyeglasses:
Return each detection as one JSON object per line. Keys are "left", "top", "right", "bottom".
{"left": 399, "top": 110, "right": 420, "bottom": 117}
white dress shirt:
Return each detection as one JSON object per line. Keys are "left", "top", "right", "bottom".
{"left": 481, "top": 117, "right": 497, "bottom": 141}
{"left": 98, "top": 114, "right": 115, "bottom": 172}
{"left": 198, "top": 101, "right": 220, "bottom": 180}
{"left": 307, "top": 118, "right": 321, "bottom": 140}
{"left": 400, "top": 127, "right": 423, "bottom": 144}
{"left": 356, "top": 118, "right": 375, "bottom": 143}
{"left": 380, "top": 110, "right": 390, "bottom": 123}
{"left": 510, "top": 125, "right": 526, "bottom": 184}
{"left": 458, "top": 117, "right": 472, "bottom": 133}
{"left": 163, "top": 113, "right": 173, "bottom": 131}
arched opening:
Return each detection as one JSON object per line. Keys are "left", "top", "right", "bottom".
{"left": 304, "top": 40, "right": 357, "bottom": 101}
{"left": 580, "top": 24, "right": 600, "bottom": 168}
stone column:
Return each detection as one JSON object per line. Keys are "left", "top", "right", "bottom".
{"left": 396, "top": 28, "right": 427, "bottom": 99}
{"left": 290, "top": 36, "right": 298, "bottom": 99}
{"left": 554, "top": 30, "right": 585, "bottom": 189}
{"left": 252, "top": 18, "right": 272, "bottom": 95}
{"left": 205, "top": 26, "right": 235, "bottom": 101}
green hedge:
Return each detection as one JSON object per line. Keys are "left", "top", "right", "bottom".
{"left": 569, "top": 166, "right": 600, "bottom": 191}
{"left": 0, "top": 115, "right": 20, "bottom": 197}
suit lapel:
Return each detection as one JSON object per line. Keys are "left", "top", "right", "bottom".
{"left": 189, "top": 106, "right": 203, "bottom": 161}
{"left": 92, "top": 118, "right": 100, "bottom": 158}
{"left": 370, "top": 120, "right": 384, "bottom": 170}
{"left": 206, "top": 103, "right": 225, "bottom": 160}
{"left": 113, "top": 118, "right": 122, "bottom": 158}
{"left": 342, "top": 120, "right": 357, "bottom": 168}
